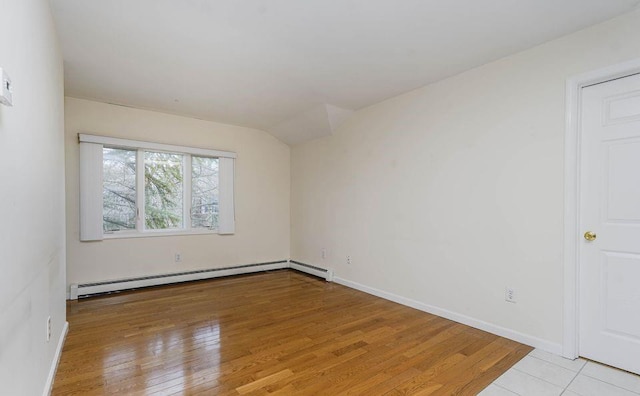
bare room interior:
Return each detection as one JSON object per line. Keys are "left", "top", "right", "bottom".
{"left": 2, "top": 1, "right": 640, "bottom": 395}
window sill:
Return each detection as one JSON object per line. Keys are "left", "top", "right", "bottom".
{"left": 103, "top": 229, "right": 220, "bottom": 240}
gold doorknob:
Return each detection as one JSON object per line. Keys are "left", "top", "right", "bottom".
{"left": 584, "top": 231, "right": 597, "bottom": 241}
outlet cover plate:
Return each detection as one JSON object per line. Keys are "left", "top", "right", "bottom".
{"left": 0, "top": 68, "right": 13, "bottom": 107}
{"left": 505, "top": 287, "right": 516, "bottom": 303}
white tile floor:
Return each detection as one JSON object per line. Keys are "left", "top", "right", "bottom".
{"left": 479, "top": 349, "right": 640, "bottom": 396}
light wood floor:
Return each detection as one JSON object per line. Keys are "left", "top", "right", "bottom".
{"left": 52, "top": 270, "right": 531, "bottom": 395}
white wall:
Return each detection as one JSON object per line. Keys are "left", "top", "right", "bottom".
{"left": 291, "top": 9, "right": 640, "bottom": 351}
{"left": 0, "top": 0, "right": 66, "bottom": 394}
{"left": 65, "top": 98, "right": 290, "bottom": 288}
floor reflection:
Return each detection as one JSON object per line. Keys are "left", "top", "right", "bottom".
{"left": 97, "top": 316, "right": 222, "bottom": 393}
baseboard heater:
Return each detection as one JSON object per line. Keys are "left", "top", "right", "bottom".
{"left": 69, "top": 260, "right": 333, "bottom": 299}
{"left": 289, "top": 260, "right": 334, "bottom": 282}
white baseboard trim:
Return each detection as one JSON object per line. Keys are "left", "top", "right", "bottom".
{"left": 69, "top": 261, "right": 290, "bottom": 299}
{"left": 333, "top": 276, "right": 562, "bottom": 355}
{"left": 43, "top": 321, "right": 69, "bottom": 396}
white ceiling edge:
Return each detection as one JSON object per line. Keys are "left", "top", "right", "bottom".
{"left": 266, "top": 104, "right": 354, "bottom": 145}
{"left": 66, "top": 93, "right": 271, "bottom": 131}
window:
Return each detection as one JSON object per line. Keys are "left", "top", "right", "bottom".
{"left": 191, "top": 156, "right": 219, "bottom": 229}
{"left": 79, "top": 134, "right": 235, "bottom": 241}
{"left": 144, "top": 151, "right": 184, "bottom": 230}
{"left": 103, "top": 147, "right": 136, "bottom": 232}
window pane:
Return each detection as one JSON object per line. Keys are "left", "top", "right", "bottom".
{"left": 103, "top": 147, "right": 136, "bottom": 232}
{"left": 191, "top": 156, "right": 219, "bottom": 229}
{"left": 144, "top": 151, "right": 183, "bottom": 229}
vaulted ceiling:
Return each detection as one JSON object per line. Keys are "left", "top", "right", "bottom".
{"left": 51, "top": 0, "right": 640, "bottom": 144}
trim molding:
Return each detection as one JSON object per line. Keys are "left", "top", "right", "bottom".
{"left": 70, "top": 261, "right": 290, "bottom": 298}
{"left": 43, "top": 321, "right": 69, "bottom": 396}
{"left": 334, "top": 276, "right": 563, "bottom": 355}
{"left": 68, "top": 260, "right": 335, "bottom": 299}
{"left": 563, "top": 58, "right": 640, "bottom": 359}
{"left": 78, "top": 133, "right": 237, "bottom": 158}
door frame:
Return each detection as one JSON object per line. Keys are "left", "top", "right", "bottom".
{"left": 563, "top": 58, "right": 640, "bottom": 359}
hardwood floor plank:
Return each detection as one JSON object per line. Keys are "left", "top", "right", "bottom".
{"left": 52, "top": 270, "right": 531, "bottom": 395}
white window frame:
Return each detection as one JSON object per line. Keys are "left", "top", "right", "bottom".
{"left": 79, "top": 134, "right": 236, "bottom": 241}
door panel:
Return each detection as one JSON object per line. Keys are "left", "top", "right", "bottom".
{"left": 601, "top": 252, "right": 640, "bottom": 340}
{"left": 607, "top": 140, "right": 640, "bottom": 221}
{"left": 579, "top": 73, "right": 640, "bottom": 375}
{"left": 605, "top": 90, "right": 640, "bottom": 124}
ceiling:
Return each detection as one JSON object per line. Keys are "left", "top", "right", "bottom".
{"left": 51, "top": 0, "right": 640, "bottom": 144}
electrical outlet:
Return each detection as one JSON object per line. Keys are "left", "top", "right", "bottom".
{"left": 46, "top": 316, "right": 51, "bottom": 342}
{"left": 175, "top": 253, "right": 182, "bottom": 262}
{"left": 347, "top": 255, "right": 352, "bottom": 265}
{"left": 0, "top": 67, "right": 13, "bottom": 107}
{"left": 505, "top": 287, "right": 516, "bottom": 303}
{"left": 321, "top": 248, "right": 326, "bottom": 259}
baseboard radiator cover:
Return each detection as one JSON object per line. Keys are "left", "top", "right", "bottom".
{"left": 69, "top": 261, "right": 289, "bottom": 299}
{"left": 69, "top": 260, "right": 335, "bottom": 299}
{"left": 289, "top": 260, "right": 334, "bottom": 282}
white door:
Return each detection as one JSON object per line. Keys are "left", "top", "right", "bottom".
{"left": 579, "top": 72, "right": 640, "bottom": 375}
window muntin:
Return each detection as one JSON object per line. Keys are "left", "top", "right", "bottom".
{"left": 103, "top": 147, "right": 136, "bottom": 232}
{"left": 144, "top": 151, "right": 184, "bottom": 230}
{"left": 191, "top": 156, "right": 219, "bottom": 229}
